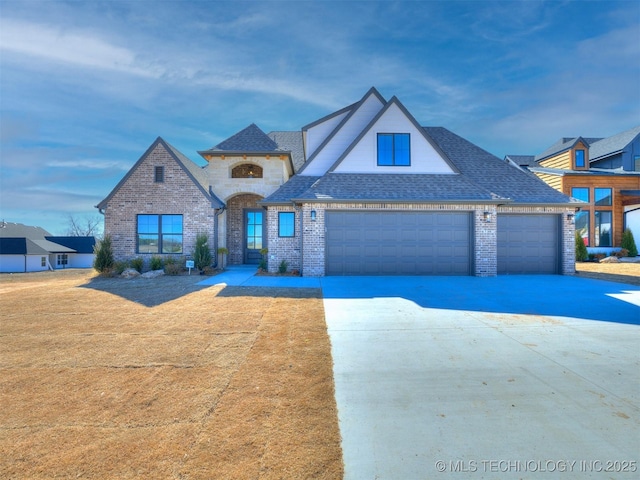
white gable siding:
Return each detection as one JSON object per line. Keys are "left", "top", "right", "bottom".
{"left": 301, "top": 94, "right": 385, "bottom": 176}
{"left": 305, "top": 110, "right": 350, "bottom": 159}
{"left": 334, "top": 103, "right": 456, "bottom": 174}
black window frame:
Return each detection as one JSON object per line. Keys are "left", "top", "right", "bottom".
{"left": 137, "top": 214, "right": 183, "bottom": 254}
{"left": 594, "top": 188, "right": 612, "bottom": 206}
{"left": 278, "top": 212, "right": 295, "bottom": 237}
{"left": 154, "top": 166, "right": 164, "bottom": 183}
{"left": 594, "top": 210, "right": 612, "bottom": 247}
{"left": 377, "top": 133, "right": 411, "bottom": 167}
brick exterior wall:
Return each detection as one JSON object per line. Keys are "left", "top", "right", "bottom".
{"left": 266, "top": 203, "right": 576, "bottom": 277}
{"left": 102, "top": 144, "right": 216, "bottom": 267}
{"left": 265, "top": 206, "right": 301, "bottom": 273}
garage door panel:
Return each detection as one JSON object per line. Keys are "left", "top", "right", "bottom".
{"left": 326, "top": 211, "right": 472, "bottom": 276}
{"left": 498, "top": 214, "right": 559, "bottom": 274}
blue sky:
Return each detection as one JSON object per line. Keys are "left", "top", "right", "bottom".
{"left": 1, "top": 0, "right": 639, "bottom": 235}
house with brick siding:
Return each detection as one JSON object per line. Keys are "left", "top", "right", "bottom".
{"left": 506, "top": 126, "right": 640, "bottom": 255}
{"left": 98, "top": 87, "right": 579, "bottom": 276}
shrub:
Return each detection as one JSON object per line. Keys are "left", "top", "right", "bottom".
{"left": 114, "top": 260, "right": 129, "bottom": 275}
{"left": 575, "top": 231, "right": 588, "bottom": 262}
{"left": 615, "top": 248, "right": 629, "bottom": 258}
{"left": 164, "top": 263, "right": 183, "bottom": 275}
{"left": 93, "top": 235, "right": 114, "bottom": 273}
{"left": 217, "top": 247, "right": 228, "bottom": 269}
{"left": 621, "top": 228, "right": 638, "bottom": 257}
{"left": 130, "top": 257, "right": 144, "bottom": 273}
{"left": 259, "top": 248, "right": 268, "bottom": 271}
{"left": 278, "top": 259, "right": 288, "bottom": 274}
{"left": 150, "top": 255, "right": 164, "bottom": 271}
{"left": 193, "top": 233, "right": 212, "bottom": 271}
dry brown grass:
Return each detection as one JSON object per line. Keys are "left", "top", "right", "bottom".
{"left": 575, "top": 260, "right": 640, "bottom": 285}
{"left": 0, "top": 270, "right": 343, "bottom": 479}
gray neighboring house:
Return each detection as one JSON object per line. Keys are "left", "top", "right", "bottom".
{"left": 98, "top": 88, "right": 579, "bottom": 276}
{"left": 0, "top": 222, "right": 96, "bottom": 273}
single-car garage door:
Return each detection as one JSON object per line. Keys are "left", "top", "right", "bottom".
{"left": 497, "top": 214, "right": 559, "bottom": 274}
{"left": 325, "top": 211, "right": 472, "bottom": 275}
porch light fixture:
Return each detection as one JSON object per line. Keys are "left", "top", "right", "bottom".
{"left": 310, "top": 210, "right": 317, "bottom": 221}
{"left": 567, "top": 213, "right": 575, "bottom": 224}
{"left": 483, "top": 211, "right": 492, "bottom": 223}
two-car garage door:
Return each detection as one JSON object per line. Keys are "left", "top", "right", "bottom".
{"left": 325, "top": 211, "right": 472, "bottom": 275}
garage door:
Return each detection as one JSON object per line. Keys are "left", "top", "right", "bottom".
{"left": 325, "top": 211, "right": 472, "bottom": 275}
{"left": 497, "top": 214, "right": 559, "bottom": 274}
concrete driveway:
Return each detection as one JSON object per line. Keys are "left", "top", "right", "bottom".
{"left": 321, "top": 275, "right": 640, "bottom": 480}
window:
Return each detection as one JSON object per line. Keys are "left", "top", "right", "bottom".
{"left": 575, "top": 211, "right": 589, "bottom": 246}
{"left": 278, "top": 212, "right": 295, "bottom": 237}
{"left": 154, "top": 166, "right": 164, "bottom": 183}
{"left": 41, "top": 257, "right": 47, "bottom": 267}
{"left": 594, "top": 211, "right": 612, "bottom": 247}
{"left": 377, "top": 133, "right": 410, "bottom": 166}
{"left": 232, "top": 164, "right": 263, "bottom": 178}
{"left": 635, "top": 155, "right": 640, "bottom": 171}
{"left": 137, "top": 214, "right": 183, "bottom": 253}
{"left": 571, "top": 187, "right": 589, "bottom": 203}
{"left": 57, "top": 254, "right": 68, "bottom": 266}
{"left": 594, "top": 188, "right": 612, "bottom": 206}
{"left": 575, "top": 149, "right": 585, "bottom": 168}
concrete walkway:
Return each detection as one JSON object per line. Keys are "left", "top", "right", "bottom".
{"left": 322, "top": 276, "right": 640, "bottom": 479}
{"left": 197, "top": 265, "right": 322, "bottom": 288}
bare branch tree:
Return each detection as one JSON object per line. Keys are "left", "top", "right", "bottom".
{"left": 66, "top": 214, "right": 104, "bottom": 237}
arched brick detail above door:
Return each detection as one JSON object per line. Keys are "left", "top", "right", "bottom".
{"left": 226, "top": 194, "right": 264, "bottom": 265}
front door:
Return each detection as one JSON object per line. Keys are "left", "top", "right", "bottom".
{"left": 244, "top": 209, "right": 264, "bottom": 264}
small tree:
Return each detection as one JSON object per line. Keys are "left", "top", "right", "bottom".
{"left": 621, "top": 228, "right": 638, "bottom": 257}
{"left": 575, "top": 231, "right": 588, "bottom": 262}
{"left": 193, "top": 233, "right": 212, "bottom": 272}
{"left": 93, "top": 235, "right": 114, "bottom": 273}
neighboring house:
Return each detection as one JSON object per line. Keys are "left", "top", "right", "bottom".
{"left": 0, "top": 222, "right": 96, "bottom": 273}
{"left": 98, "top": 88, "right": 579, "bottom": 276}
{"left": 506, "top": 126, "right": 640, "bottom": 253}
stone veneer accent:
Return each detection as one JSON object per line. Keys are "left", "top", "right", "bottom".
{"left": 268, "top": 203, "right": 575, "bottom": 277}
{"left": 103, "top": 144, "right": 216, "bottom": 265}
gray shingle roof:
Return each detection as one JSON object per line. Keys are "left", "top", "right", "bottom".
{"left": 261, "top": 175, "right": 322, "bottom": 204}
{"left": 289, "top": 173, "right": 498, "bottom": 202}
{"left": 424, "top": 127, "right": 576, "bottom": 204}
{"left": 268, "top": 131, "right": 305, "bottom": 171}
{"left": 264, "top": 127, "right": 575, "bottom": 206}
{"left": 0, "top": 223, "right": 79, "bottom": 255}
{"left": 504, "top": 154, "right": 537, "bottom": 167}
{"left": 211, "top": 123, "right": 279, "bottom": 152}
{"left": 588, "top": 126, "right": 640, "bottom": 162}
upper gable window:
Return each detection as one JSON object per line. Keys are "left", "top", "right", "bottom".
{"left": 232, "top": 164, "right": 263, "bottom": 178}
{"left": 377, "top": 133, "right": 410, "bottom": 166}
{"left": 154, "top": 166, "right": 164, "bottom": 183}
{"left": 574, "top": 149, "right": 586, "bottom": 168}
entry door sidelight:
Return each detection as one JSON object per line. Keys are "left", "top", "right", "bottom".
{"left": 245, "top": 209, "right": 263, "bottom": 264}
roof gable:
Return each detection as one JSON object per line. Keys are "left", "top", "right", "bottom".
{"left": 330, "top": 96, "right": 458, "bottom": 174}
{"left": 298, "top": 87, "right": 386, "bottom": 176}
{"left": 97, "top": 137, "right": 218, "bottom": 210}
{"left": 302, "top": 103, "right": 355, "bottom": 159}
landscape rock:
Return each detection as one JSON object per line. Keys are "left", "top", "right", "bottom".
{"left": 142, "top": 269, "right": 165, "bottom": 279}
{"left": 599, "top": 256, "right": 620, "bottom": 263}
{"left": 121, "top": 268, "right": 141, "bottom": 279}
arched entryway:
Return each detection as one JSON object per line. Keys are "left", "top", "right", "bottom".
{"left": 225, "top": 193, "right": 264, "bottom": 265}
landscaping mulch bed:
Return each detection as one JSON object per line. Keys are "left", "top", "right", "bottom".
{"left": 0, "top": 270, "right": 343, "bottom": 479}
